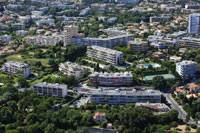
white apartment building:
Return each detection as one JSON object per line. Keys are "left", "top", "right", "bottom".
{"left": 128, "top": 41, "right": 148, "bottom": 53}
{"left": 89, "top": 72, "right": 133, "bottom": 86}
{"left": 188, "top": 13, "right": 200, "bottom": 34}
{"left": 2, "top": 61, "right": 32, "bottom": 78}
{"left": 176, "top": 60, "right": 197, "bottom": 78}
{"left": 23, "top": 35, "right": 63, "bottom": 45}
{"left": 81, "top": 34, "right": 134, "bottom": 48}
{"left": 59, "top": 62, "right": 84, "bottom": 79}
{"left": 87, "top": 46, "right": 124, "bottom": 66}
{"left": 63, "top": 25, "right": 78, "bottom": 46}
{"left": 0, "top": 35, "right": 11, "bottom": 43}
{"left": 179, "top": 37, "right": 200, "bottom": 48}
{"left": 33, "top": 82, "right": 67, "bottom": 98}
{"left": 90, "top": 88, "right": 161, "bottom": 104}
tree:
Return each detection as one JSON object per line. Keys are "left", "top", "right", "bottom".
{"left": 152, "top": 76, "right": 167, "bottom": 90}
{"left": 17, "top": 76, "right": 28, "bottom": 88}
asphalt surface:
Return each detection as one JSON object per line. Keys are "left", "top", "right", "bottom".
{"left": 164, "top": 93, "right": 187, "bottom": 120}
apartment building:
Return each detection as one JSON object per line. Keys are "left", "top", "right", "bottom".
{"left": 90, "top": 88, "right": 161, "bottom": 104}
{"left": 176, "top": 60, "right": 197, "bottom": 78}
{"left": 0, "top": 35, "right": 11, "bottom": 43}
{"left": 2, "top": 61, "right": 32, "bottom": 78}
{"left": 59, "top": 62, "right": 84, "bottom": 79}
{"left": 23, "top": 35, "right": 63, "bottom": 45}
{"left": 188, "top": 13, "right": 200, "bottom": 34}
{"left": 115, "top": 0, "right": 139, "bottom": 4}
{"left": 87, "top": 46, "right": 124, "bottom": 66}
{"left": 128, "top": 41, "right": 148, "bottom": 53}
{"left": 179, "top": 37, "right": 200, "bottom": 48}
{"left": 150, "top": 16, "right": 170, "bottom": 23}
{"left": 63, "top": 25, "right": 78, "bottom": 46}
{"left": 81, "top": 34, "right": 134, "bottom": 48}
{"left": 89, "top": 72, "right": 133, "bottom": 86}
{"left": 33, "top": 82, "right": 67, "bottom": 98}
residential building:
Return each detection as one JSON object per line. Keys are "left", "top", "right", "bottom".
{"left": 176, "top": 60, "right": 197, "bottom": 78}
{"left": 185, "top": 3, "right": 200, "bottom": 9}
{"left": 35, "top": 19, "right": 55, "bottom": 26}
{"left": 79, "top": 7, "right": 91, "bottom": 16}
{"left": 0, "top": 35, "right": 11, "bottom": 43}
{"left": 2, "top": 61, "right": 32, "bottom": 78}
{"left": 87, "top": 46, "right": 124, "bottom": 66}
{"left": 114, "top": 0, "right": 139, "bottom": 4}
{"left": 59, "top": 62, "right": 84, "bottom": 79}
{"left": 135, "top": 103, "right": 170, "bottom": 114}
{"left": 107, "top": 17, "right": 118, "bottom": 23}
{"left": 63, "top": 25, "right": 78, "bottom": 46}
{"left": 23, "top": 35, "right": 63, "bottom": 45}
{"left": 81, "top": 34, "right": 134, "bottom": 48}
{"left": 33, "top": 82, "right": 67, "bottom": 98}
{"left": 89, "top": 72, "right": 133, "bottom": 86}
{"left": 11, "top": 23, "right": 25, "bottom": 30}
{"left": 188, "top": 13, "right": 200, "bottom": 34}
{"left": 150, "top": 16, "right": 170, "bottom": 23}
{"left": 179, "top": 37, "right": 200, "bottom": 48}
{"left": 170, "top": 56, "right": 182, "bottom": 62}
{"left": 16, "top": 30, "right": 29, "bottom": 36}
{"left": 128, "top": 41, "right": 148, "bottom": 53}
{"left": 93, "top": 112, "right": 106, "bottom": 122}
{"left": 152, "top": 52, "right": 166, "bottom": 58}
{"left": 90, "top": 88, "right": 161, "bottom": 104}
{"left": 189, "top": 83, "right": 200, "bottom": 92}
{"left": 174, "top": 88, "right": 186, "bottom": 96}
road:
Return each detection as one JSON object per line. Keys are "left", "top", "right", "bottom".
{"left": 164, "top": 93, "right": 187, "bottom": 120}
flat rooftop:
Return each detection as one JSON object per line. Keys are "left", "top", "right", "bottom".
{"left": 90, "top": 89, "right": 161, "bottom": 95}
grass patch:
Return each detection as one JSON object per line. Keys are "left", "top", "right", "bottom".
{"left": 30, "top": 74, "right": 53, "bottom": 86}
{"left": 6, "top": 54, "right": 50, "bottom": 67}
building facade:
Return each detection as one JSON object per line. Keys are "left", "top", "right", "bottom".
{"left": 33, "top": 82, "right": 67, "bottom": 98}
{"left": 90, "top": 88, "right": 161, "bottom": 104}
{"left": 81, "top": 34, "right": 134, "bottom": 48}
{"left": 188, "top": 13, "right": 200, "bottom": 34}
{"left": 2, "top": 61, "right": 32, "bottom": 78}
{"left": 128, "top": 41, "right": 148, "bottom": 53}
{"left": 176, "top": 60, "right": 197, "bottom": 78}
{"left": 87, "top": 46, "right": 124, "bottom": 66}
{"left": 63, "top": 25, "right": 78, "bottom": 46}
{"left": 89, "top": 72, "right": 133, "bottom": 86}
{"left": 59, "top": 62, "right": 84, "bottom": 79}
{"left": 23, "top": 35, "right": 63, "bottom": 45}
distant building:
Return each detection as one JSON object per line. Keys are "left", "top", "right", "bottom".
{"left": 87, "top": 46, "right": 124, "bottom": 66}
{"left": 79, "top": 7, "right": 91, "bottom": 16}
{"left": 188, "top": 13, "right": 200, "bottom": 34}
{"left": 93, "top": 112, "right": 106, "bottom": 122}
{"left": 63, "top": 25, "right": 78, "bottom": 46}
{"left": 16, "top": 30, "right": 29, "bottom": 36}
{"left": 11, "top": 23, "right": 25, "bottom": 30}
{"left": 152, "top": 52, "right": 166, "bottom": 59}
{"left": 23, "top": 35, "right": 63, "bottom": 45}
{"left": 170, "top": 56, "right": 182, "bottom": 62}
{"left": 107, "top": 17, "right": 118, "bottom": 23}
{"left": 90, "top": 88, "right": 161, "bottom": 104}
{"left": 115, "top": 0, "right": 139, "bottom": 4}
{"left": 185, "top": 3, "right": 200, "bottom": 9}
{"left": 135, "top": 103, "right": 170, "bottom": 114}
{"left": 176, "top": 60, "right": 197, "bottom": 78}
{"left": 89, "top": 72, "right": 133, "bottom": 86}
{"left": 128, "top": 41, "right": 148, "bottom": 53}
{"left": 59, "top": 62, "right": 84, "bottom": 79}
{"left": 0, "top": 35, "right": 11, "bottom": 43}
{"left": 33, "top": 82, "right": 67, "bottom": 98}
{"left": 179, "top": 37, "right": 200, "bottom": 48}
{"left": 2, "top": 61, "right": 32, "bottom": 78}
{"left": 150, "top": 16, "right": 170, "bottom": 23}
{"left": 81, "top": 34, "right": 134, "bottom": 48}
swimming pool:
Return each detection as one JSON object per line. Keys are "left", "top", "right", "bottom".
{"left": 137, "top": 64, "right": 161, "bottom": 68}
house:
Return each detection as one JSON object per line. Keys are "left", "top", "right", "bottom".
{"left": 186, "top": 94, "right": 198, "bottom": 99}
{"left": 152, "top": 52, "right": 166, "bottom": 58}
{"left": 93, "top": 112, "right": 106, "bottom": 122}
{"left": 189, "top": 83, "right": 200, "bottom": 92}
{"left": 174, "top": 88, "right": 186, "bottom": 96}
{"left": 170, "top": 56, "right": 182, "bottom": 62}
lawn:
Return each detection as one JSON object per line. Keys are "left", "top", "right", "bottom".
{"left": 6, "top": 54, "right": 50, "bottom": 67}
{"left": 30, "top": 74, "right": 53, "bottom": 86}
